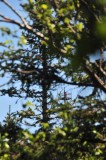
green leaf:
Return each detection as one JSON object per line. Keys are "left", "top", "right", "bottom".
{"left": 96, "top": 19, "right": 106, "bottom": 40}
{"left": 41, "top": 122, "right": 49, "bottom": 129}
{"left": 77, "top": 23, "right": 83, "bottom": 32}
{"left": 18, "top": 35, "right": 27, "bottom": 45}
{"left": 40, "top": 4, "right": 48, "bottom": 10}
{"left": 26, "top": 101, "right": 35, "bottom": 107}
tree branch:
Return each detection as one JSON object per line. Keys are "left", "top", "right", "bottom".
{"left": 0, "top": 0, "right": 67, "bottom": 55}
{"left": 0, "top": 13, "right": 24, "bottom": 27}
{"left": 16, "top": 69, "right": 95, "bottom": 87}
{"left": 1, "top": 0, "right": 28, "bottom": 26}
{"left": 0, "top": 13, "right": 48, "bottom": 40}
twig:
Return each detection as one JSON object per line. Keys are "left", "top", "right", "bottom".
{"left": 0, "top": 79, "right": 12, "bottom": 88}
{"left": 84, "top": 61, "right": 106, "bottom": 93}
{"left": 95, "top": 62, "right": 106, "bottom": 77}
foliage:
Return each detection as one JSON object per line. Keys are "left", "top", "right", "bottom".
{"left": 0, "top": 0, "right": 106, "bottom": 159}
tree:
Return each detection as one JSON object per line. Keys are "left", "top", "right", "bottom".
{"left": 0, "top": 0, "right": 106, "bottom": 159}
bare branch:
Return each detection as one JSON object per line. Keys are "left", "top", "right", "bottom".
{"left": 0, "top": 13, "right": 46, "bottom": 38}
{"left": 1, "top": 0, "right": 28, "bottom": 27}
{"left": 16, "top": 70, "right": 36, "bottom": 74}
{"left": 68, "top": 24, "right": 77, "bottom": 35}
{"left": 95, "top": 62, "right": 106, "bottom": 77}
{"left": 0, "top": 13, "right": 24, "bottom": 27}
{"left": 84, "top": 61, "right": 106, "bottom": 93}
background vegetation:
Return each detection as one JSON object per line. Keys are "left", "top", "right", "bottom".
{"left": 0, "top": 0, "right": 106, "bottom": 159}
